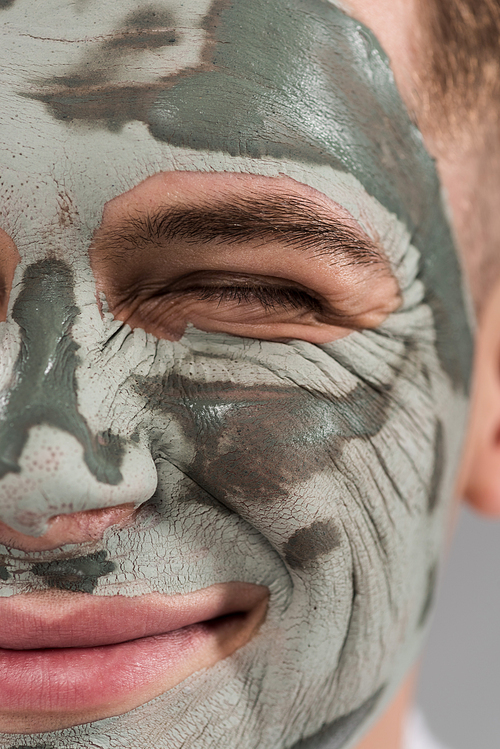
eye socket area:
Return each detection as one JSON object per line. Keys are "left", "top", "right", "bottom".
{"left": 97, "top": 251, "right": 400, "bottom": 345}
{"left": 91, "top": 173, "right": 402, "bottom": 344}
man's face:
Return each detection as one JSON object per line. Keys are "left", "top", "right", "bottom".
{"left": 0, "top": 1, "right": 473, "bottom": 748}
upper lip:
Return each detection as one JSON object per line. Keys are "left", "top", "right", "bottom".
{"left": 0, "top": 582, "right": 268, "bottom": 650}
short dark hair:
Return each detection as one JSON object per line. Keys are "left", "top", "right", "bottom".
{"left": 415, "top": 0, "right": 500, "bottom": 305}
{"left": 417, "top": 0, "right": 500, "bottom": 137}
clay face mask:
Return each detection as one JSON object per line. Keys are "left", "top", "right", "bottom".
{"left": 0, "top": 1, "right": 472, "bottom": 748}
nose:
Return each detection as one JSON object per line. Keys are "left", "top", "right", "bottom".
{"left": 0, "top": 504, "right": 138, "bottom": 551}
{"left": 0, "top": 258, "right": 158, "bottom": 536}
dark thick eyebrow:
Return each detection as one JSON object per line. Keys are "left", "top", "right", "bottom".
{"left": 96, "top": 192, "right": 386, "bottom": 268}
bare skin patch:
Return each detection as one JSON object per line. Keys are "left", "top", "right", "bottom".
{"left": 290, "top": 687, "right": 384, "bottom": 748}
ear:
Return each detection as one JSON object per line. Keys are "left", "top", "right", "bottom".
{"left": 460, "top": 277, "right": 500, "bottom": 516}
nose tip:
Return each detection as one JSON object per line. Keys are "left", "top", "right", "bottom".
{"left": 0, "top": 504, "right": 138, "bottom": 552}
{"left": 0, "top": 424, "right": 158, "bottom": 536}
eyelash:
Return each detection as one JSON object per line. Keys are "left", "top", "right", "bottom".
{"left": 184, "top": 284, "right": 324, "bottom": 314}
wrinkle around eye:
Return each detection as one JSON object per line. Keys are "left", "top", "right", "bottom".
{"left": 110, "top": 272, "right": 401, "bottom": 345}
{"left": 90, "top": 173, "right": 402, "bottom": 345}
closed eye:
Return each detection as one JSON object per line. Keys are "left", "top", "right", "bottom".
{"left": 168, "top": 281, "right": 324, "bottom": 314}
{"left": 91, "top": 172, "right": 402, "bottom": 345}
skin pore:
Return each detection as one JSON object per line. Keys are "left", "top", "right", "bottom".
{"left": 0, "top": 1, "right": 480, "bottom": 748}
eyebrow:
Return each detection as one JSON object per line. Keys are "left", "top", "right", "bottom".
{"left": 95, "top": 192, "right": 386, "bottom": 269}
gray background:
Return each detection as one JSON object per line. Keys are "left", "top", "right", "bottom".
{"left": 417, "top": 505, "right": 500, "bottom": 748}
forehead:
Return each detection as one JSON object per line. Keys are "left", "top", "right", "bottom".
{"left": 2, "top": 0, "right": 430, "bottom": 218}
{"left": 0, "top": 0, "right": 472, "bottom": 387}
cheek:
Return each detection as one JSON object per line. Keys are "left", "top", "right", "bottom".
{"left": 132, "top": 376, "right": 394, "bottom": 508}
{"left": 129, "top": 336, "right": 453, "bottom": 595}
{"left": 123, "top": 319, "right": 460, "bottom": 621}
{"left": 188, "top": 399, "right": 336, "bottom": 504}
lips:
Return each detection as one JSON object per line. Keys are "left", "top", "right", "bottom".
{"left": 0, "top": 582, "right": 269, "bottom": 733}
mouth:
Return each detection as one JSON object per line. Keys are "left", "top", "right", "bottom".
{"left": 0, "top": 582, "right": 269, "bottom": 733}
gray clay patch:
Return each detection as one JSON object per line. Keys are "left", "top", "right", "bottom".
{"left": 428, "top": 420, "right": 445, "bottom": 513}
{"left": 26, "top": 6, "right": 177, "bottom": 129}
{"left": 283, "top": 520, "right": 341, "bottom": 569}
{"left": 122, "top": 6, "right": 176, "bottom": 32}
{"left": 290, "top": 687, "right": 384, "bottom": 748}
{"left": 418, "top": 562, "right": 438, "bottom": 628}
{"left": 23, "top": 0, "right": 473, "bottom": 391}
{"left": 134, "top": 374, "right": 393, "bottom": 506}
{"left": 0, "top": 259, "right": 124, "bottom": 485}
{"left": 31, "top": 550, "right": 115, "bottom": 594}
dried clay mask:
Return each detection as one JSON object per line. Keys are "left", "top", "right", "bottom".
{"left": 0, "top": 1, "right": 472, "bottom": 748}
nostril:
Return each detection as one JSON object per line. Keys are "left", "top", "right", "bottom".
{"left": 0, "top": 503, "right": 138, "bottom": 552}
{"left": 0, "top": 425, "right": 157, "bottom": 538}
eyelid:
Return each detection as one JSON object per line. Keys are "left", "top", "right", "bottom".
{"left": 94, "top": 221, "right": 401, "bottom": 342}
{"left": 180, "top": 283, "right": 324, "bottom": 314}
{"left": 126, "top": 271, "right": 326, "bottom": 309}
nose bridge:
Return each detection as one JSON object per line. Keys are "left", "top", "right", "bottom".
{"left": 0, "top": 258, "right": 124, "bottom": 485}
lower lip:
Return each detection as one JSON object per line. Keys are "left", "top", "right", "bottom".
{"left": 0, "top": 611, "right": 258, "bottom": 723}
